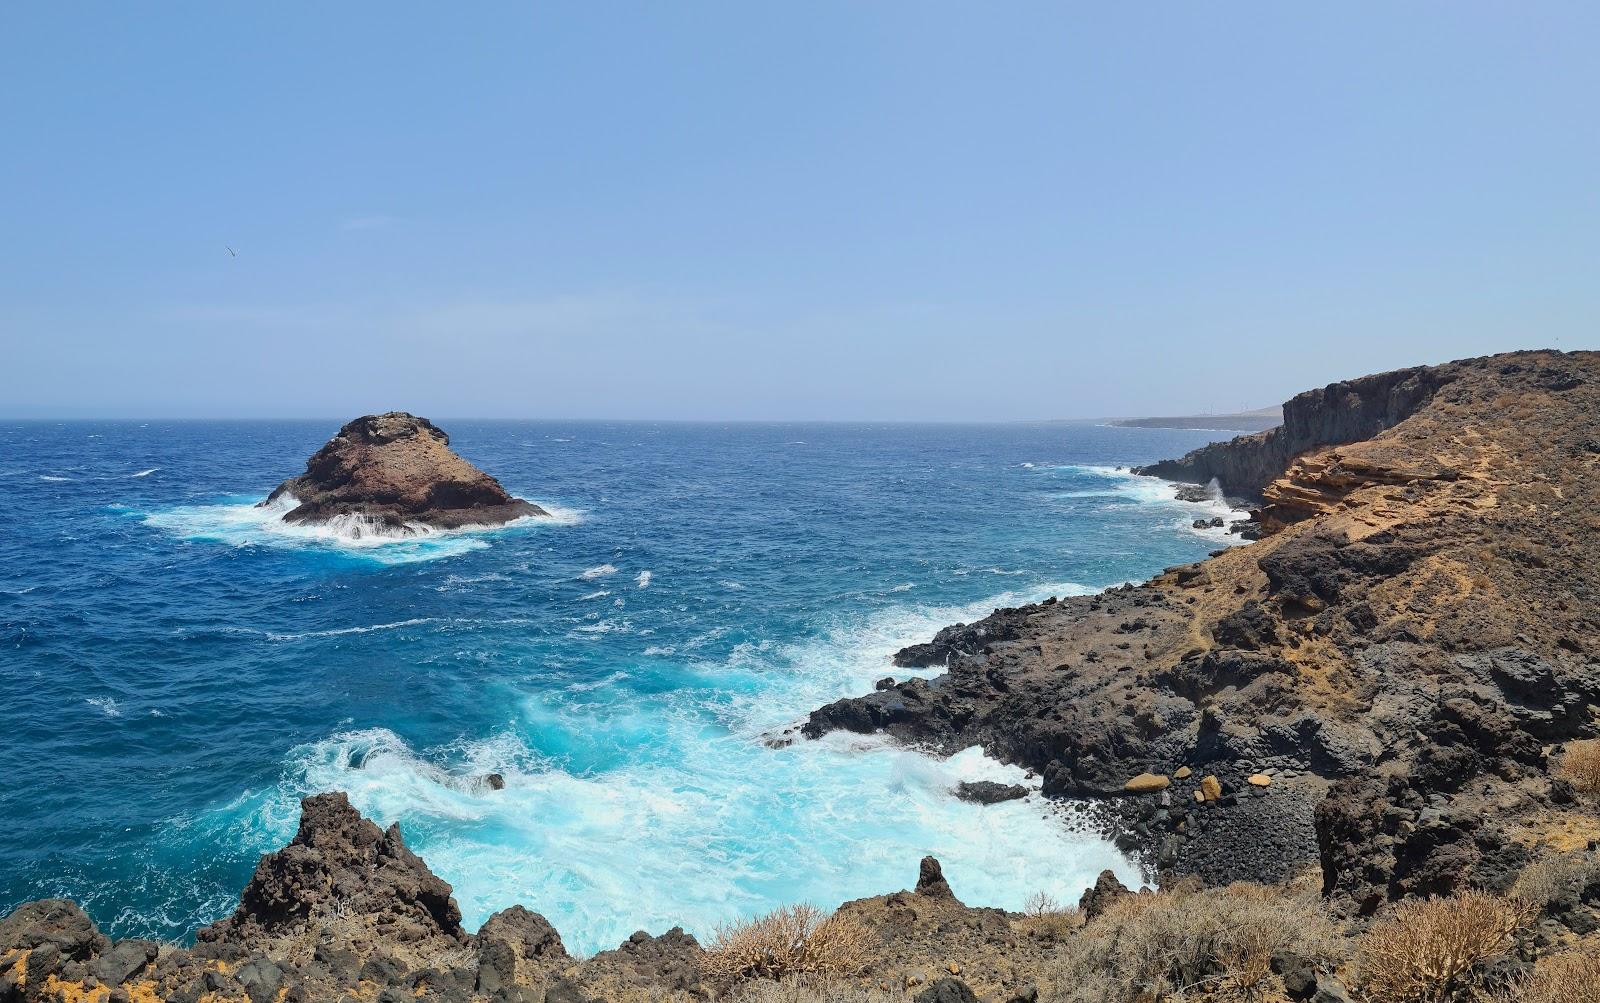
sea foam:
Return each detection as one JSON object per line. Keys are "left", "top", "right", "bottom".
{"left": 141, "top": 494, "right": 569, "bottom": 565}
{"left": 201, "top": 578, "right": 1128, "bottom": 955}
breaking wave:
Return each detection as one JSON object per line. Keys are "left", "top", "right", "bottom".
{"left": 140, "top": 493, "right": 571, "bottom": 565}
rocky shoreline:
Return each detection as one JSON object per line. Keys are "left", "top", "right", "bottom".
{"left": 806, "top": 349, "right": 1600, "bottom": 910}
{"left": 6, "top": 350, "right": 1600, "bottom": 1002}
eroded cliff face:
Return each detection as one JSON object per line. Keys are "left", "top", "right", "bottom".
{"left": 1132, "top": 361, "right": 1465, "bottom": 498}
{"left": 262, "top": 412, "right": 546, "bottom": 531}
{"left": 808, "top": 350, "right": 1600, "bottom": 906}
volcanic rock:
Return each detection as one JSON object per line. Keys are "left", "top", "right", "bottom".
{"left": 955, "top": 780, "right": 1030, "bottom": 804}
{"left": 806, "top": 350, "right": 1600, "bottom": 895}
{"left": 261, "top": 412, "right": 546, "bottom": 531}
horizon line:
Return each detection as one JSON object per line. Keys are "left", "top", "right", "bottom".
{"left": 0, "top": 413, "right": 1276, "bottom": 427}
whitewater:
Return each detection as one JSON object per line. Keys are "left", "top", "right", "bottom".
{"left": 0, "top": 419, "right": 1246, "bottom": 953}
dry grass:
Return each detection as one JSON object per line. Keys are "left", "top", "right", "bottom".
{"left": 1049, "top": 882, "right": 1345, "bottom": 1003}
{"left": 1018, "top": 890, "right": 1079, "bottom": 941}
{"left": 1358, "top": 892, "right": 1528, "bottom": 1003}
{"left": 1559, "top": 741, "right": 1600, "bottom": 797}
{"left": 730, "top": 977, "right": 910, "bottom": 1002}
{"left": 701, "top": 904, "right": 876, "bottom": 990}
{"left": 1502, "top": 950, "right": 1600, "bottom": 1003}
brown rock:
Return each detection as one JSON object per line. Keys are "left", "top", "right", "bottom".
{"left": 1174, "top": 766, "right": 1192, "bottom": 779}
{"left": 916, "top": 856, "right": 957, "bottom": 900}
{"left": 1247, "top": 773, "right": 1272, "bottom": 787}
{"left": 261, "top": 412, "right": 546, "bottom": 531}
{"left": 1199, "top": 775, "right": 1223, "bottom": 801}
{"left": 1123, "top": 772, "right": 1170, "bottom": 793}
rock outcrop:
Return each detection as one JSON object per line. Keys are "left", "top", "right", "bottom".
{"left": 808, "top": 350, "right": 1600, "bottom": 899}
{"left": 262, "top": 412, "right": 545, "bottom": 531}
{"left": 1132, "top": 361, "right": 1464, "bottom": 498}
{"left": 0, "top": 804, "right": 1068, "bottom": 1003}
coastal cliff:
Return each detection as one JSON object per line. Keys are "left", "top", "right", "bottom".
{"left": 1131, "top": 362, "right": 1465, "bottom": 498}
{"left": 809, "top": 349, "right": 1600, "bottom": 907}
{"left": 262, "top": 413, "right": 546, "bottom": 531}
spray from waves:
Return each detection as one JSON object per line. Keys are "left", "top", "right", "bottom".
{"left": 129, "top": 468, "right": 160, "bottom": 478}
{"left": 1038, "top": 465, "right": 1249, "bottom": 537}
{"left": 214, "top": 719, "right": 1131, "bottom": 954}
{"left": 87, "top": 696, "right": 122, "bottom": 718}
{"left": 195, "top": 577, "right": 1129, "bottom": 954}
{"left": 140, "top": 493, "right": 570, "bottom": 565}
{"left": 40, "top": 475, "right": 74, "bottom": 482}
{"left": 579, "top": 564, "right": 618, "bottom": 580}
{"left": 635, "top": 570, "right": 653, "bottom": 588}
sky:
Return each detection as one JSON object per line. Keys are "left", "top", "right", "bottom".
{"left": 2, "top": 3, "right": 1598, "bottom": 420}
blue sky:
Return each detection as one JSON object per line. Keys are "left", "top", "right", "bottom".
{"left": 2, "top": 3, "right": 1597, "bottom": 419}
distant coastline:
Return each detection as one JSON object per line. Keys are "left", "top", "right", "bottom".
{"left": 1105, "top": 407, "right": 1281, "bottom": 432}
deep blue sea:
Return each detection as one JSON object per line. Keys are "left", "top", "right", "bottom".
{"left": 0, "top": 420, "right": 1241, "bottom": 953}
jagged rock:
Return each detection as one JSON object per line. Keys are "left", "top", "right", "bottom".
{"left": 197, "top": 791, "right": 466, "bottom": 976}
{"left": 475, "top": 903, "right": 569, "bottom": 988}
{"left": 549, "top": 927, "right": 702, "bottom": 1000}
{"left": 916, "top": 856, "right": 956, "bottom": 900}
{"left": 261, "top": 412, "right": 545, "bottom": 531}
{"left": 0, "top": 900, "right": 109, "bottom": 962}
{"left": 1078, "top": 869, "right": 1131, "bottom": 920}
{"left": 954, "top": 780, "right": 1029, "bottom": 804}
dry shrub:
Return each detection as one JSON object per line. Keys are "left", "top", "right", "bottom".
{"left": 1050, "top": 882, "right": 1345, "bottom": 1003}
{"left": 1509, "top": 850, "right": 1600, "bottom": 911}
{"left": 1359, "top": 891, "right": 1528, "bottom": 1003}
{"left": 701, "top": 904, "right": 876, "bottom": 990}
{"left": 731, "top": 976, "right": 909, "bottom": 1002}
{"left": 1559, "top": 741, "right": 1600, "bottom": 797}
{"left": 1019, "top": 890, "right": 1079, "bottom": 940}
{"left": 1502, "top": 950, "right": 1600, "bottom": 1003}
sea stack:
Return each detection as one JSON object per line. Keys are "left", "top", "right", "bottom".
{"left": 261, "top": 412, "right": 546, "bottom": 532}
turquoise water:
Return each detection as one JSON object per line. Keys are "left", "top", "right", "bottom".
{"left": 0, "top": 420, "right": 1239, "bottom": 952}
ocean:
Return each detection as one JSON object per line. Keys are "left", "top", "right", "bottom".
{"left": 0, "top": 419, "right": 1242, "bottom": 953}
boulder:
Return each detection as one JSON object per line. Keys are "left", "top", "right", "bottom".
{"left": 1123, "top": 773, "right": 1170, "bottom": 793}
{"left": 916, "top": 856, "right": 957, "bottom": 900}
{"left": 954, "top": 781, "right": 1029, "bottom": 805}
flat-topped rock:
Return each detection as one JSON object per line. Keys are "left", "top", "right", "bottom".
{"left": 261, "top": 412, "right": 546, "bottom": 531}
